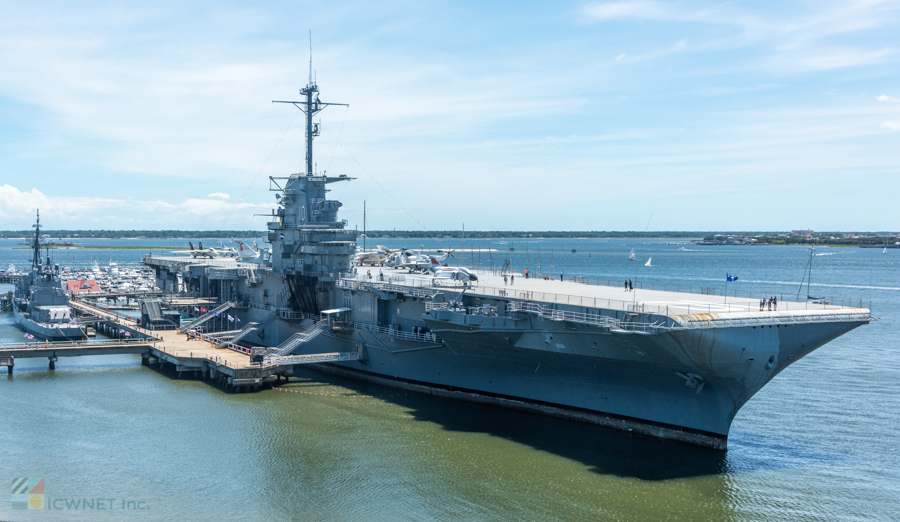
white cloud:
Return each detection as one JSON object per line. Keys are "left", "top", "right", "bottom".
{"left": 877, "top": 94, "right": 900, "bottom": 102}
{"left": 787, "top": 48, "right": 893, "bottom": 71}
{"left": 584, "top": 0, "right": 900, "bottom": 74}
{"left": 0, "top": 184, "right": 269, "bottom": 229}
{"left": 208, "top": 192, "right": 230, "bottom": 199}
{"left": 881, "top": 121, "right": 900, "bottom": 130}
{"left": 584, "top": 1, "right": 683, "bottom": 21}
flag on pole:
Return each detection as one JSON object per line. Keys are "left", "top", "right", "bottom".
{"left": 214, "top": 311, "right": 220, "bottom": 317}
{"left": 227, "top": 314, "right": 234, "bottom": 322}
{"left": 236, "top": 317, "right": 241, "bottom": 323}
{"left": 194, "top": 307, "right": 200, "bottom": 312}
{"left": 726, "top": 274, "right": 738, "bottom": 282}
{"left": 201, "top": 308, "right": 207, "bottom": 314}
{"left": 124, "top": 331, "right": 131, "bottom": 337}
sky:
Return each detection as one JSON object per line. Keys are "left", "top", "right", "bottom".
{"left": 0, "top": 0, "right": 898, "bottom": 232}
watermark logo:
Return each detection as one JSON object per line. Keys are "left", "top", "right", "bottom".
{"left": 9, "top": 477, "right": 149, "bottom": 512}
{"left": 11, "top": 478, "right": 44, "bottom": 510}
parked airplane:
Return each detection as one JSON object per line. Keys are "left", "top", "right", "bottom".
{"left": 172, "top": 242, "right": 238, "bottom": 259}
{"left": 353, "top": 245, "right": 395, "bottom": 266}
{"left": 233, "top": 239, "right": 261, "bottom": 261}
{"left": 430, "top": 259, "right": 478, "bottom": 281}
{"left": 387, "top": 249, "right": 456, "bottom": 272}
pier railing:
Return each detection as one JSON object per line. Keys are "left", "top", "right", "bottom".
{"left": 0, "top": 338, "right": 153, "bottom": 351}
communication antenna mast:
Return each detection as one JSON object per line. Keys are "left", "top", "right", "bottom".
{"left": 273, "top": 32, "right": 349, "bottom": 176}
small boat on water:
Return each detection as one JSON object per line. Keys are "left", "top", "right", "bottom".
{"left": 628, "top": 248, "right": 637, "bottom": 261}
{"left": 644, "top": 257, "right": 652, "bottom": 267}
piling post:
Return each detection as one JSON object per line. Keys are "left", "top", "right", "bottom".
{"left": 48, "top": 356, "right": 57, "bottom": 370}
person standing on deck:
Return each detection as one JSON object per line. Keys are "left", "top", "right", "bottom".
{"left": 503, "top": 275, "right": 508, "bottom": 285}
{"left": 510, "top": 274, "right": 514, "bottom": 285}
{"left": 560, "top": 271, "right": 564, "bottom": 281}
{"left": 624, "top": 280, "right": 628, "bottom": 292}
{"left": 629, "top": 279, "right": 633, "bottom": 291}
{"left": 773, "top": 296, "right": 778, "bottom": 311}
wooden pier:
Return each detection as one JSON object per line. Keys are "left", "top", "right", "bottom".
{"left": 2, "top": 301, "right": 295, "bottom": 392}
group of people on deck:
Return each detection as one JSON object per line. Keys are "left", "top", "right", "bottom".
{"left": 760, "top": 296, "right": 778, "bottom": 311}
{"left": 624, "top": 279, "right": 633, "bottom": 291}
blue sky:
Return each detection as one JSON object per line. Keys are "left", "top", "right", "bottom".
{"left": 0, "top": 0, "right": 897, "bottom": 232}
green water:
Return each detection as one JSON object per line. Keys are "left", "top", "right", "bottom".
{"left": 2, "top": 355, "right": 893, "bottom": 521}
{"left": 2, "top": 359, "right": 747, "bottom": 521}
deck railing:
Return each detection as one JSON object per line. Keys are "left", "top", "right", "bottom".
{"left": 347, "top": 275, "right": 870, "bottom": 317}
{"left": 353, "top": 322, "right": 441, "bottom": 343}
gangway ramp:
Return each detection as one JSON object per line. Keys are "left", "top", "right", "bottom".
{"left": 266, "top": 351, "right": 359, "bottom": 366}
{"left": 265, "top": 319, "right": 328, "bottom": 359}
{"left": 222, "top": 312, "right": 279, "bottom": 348}
{"left": 141, "top": 299, "right": 165, "bottom": 322}
{"left": 179, "top": 301, "right": 236, "bottom": 333}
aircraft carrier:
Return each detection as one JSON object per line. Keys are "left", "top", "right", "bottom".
{"left": 143, "top": 76, "right": 875, "bottom": 449}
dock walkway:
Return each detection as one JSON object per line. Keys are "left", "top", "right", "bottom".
{"left": 2, "top": 300, "right": 294, "bottom": 391}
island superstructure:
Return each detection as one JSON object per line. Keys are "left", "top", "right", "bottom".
{"left": 143, "top": 76, "right": 874, "bottom": 449}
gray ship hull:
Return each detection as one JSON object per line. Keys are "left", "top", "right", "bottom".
{"left": 14, "top": 307, "right": 86, "bottom": 342}
{"left": 262, "top": 308, "right": 865, "bottom": 449}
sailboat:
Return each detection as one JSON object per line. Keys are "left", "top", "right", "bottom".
{"left": 884, "top": 247, "right": 888, "bottom": 254}
{"left": 644, "top": 257, "right": 652, "bottom": 267}
{"left": 629, "top": 248, "right": 637, "bottom": 261}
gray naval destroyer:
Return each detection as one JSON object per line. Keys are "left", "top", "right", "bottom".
{"left": 13, "top": 211, "right": 86, "bottom": 341}
{"left": 144, "top": 76, "right": 874, "bottom": 449}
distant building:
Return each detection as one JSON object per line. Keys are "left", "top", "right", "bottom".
{"left": 792, "top": 229, "right": 814, "bottom": 236}
{"left": 65, "top": 279, "right": 100, "bottom": 293}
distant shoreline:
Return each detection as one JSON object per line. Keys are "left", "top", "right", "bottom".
{"left": 11, "top": 246, "right": 180, "bottom": 250}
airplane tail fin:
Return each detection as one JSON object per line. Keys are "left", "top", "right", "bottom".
{"left": 189, "top": 242, "right": 194, "bottom": 250}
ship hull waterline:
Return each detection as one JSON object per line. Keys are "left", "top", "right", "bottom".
{"left": 267, "top": 314, "right": 867, "bottom": 450}
{"left": 13, "top": 306, "right": 86, "bottom": 342}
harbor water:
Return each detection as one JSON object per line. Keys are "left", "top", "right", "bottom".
{"left": 1, "top": 238, "right": 898, "bottom": 521}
